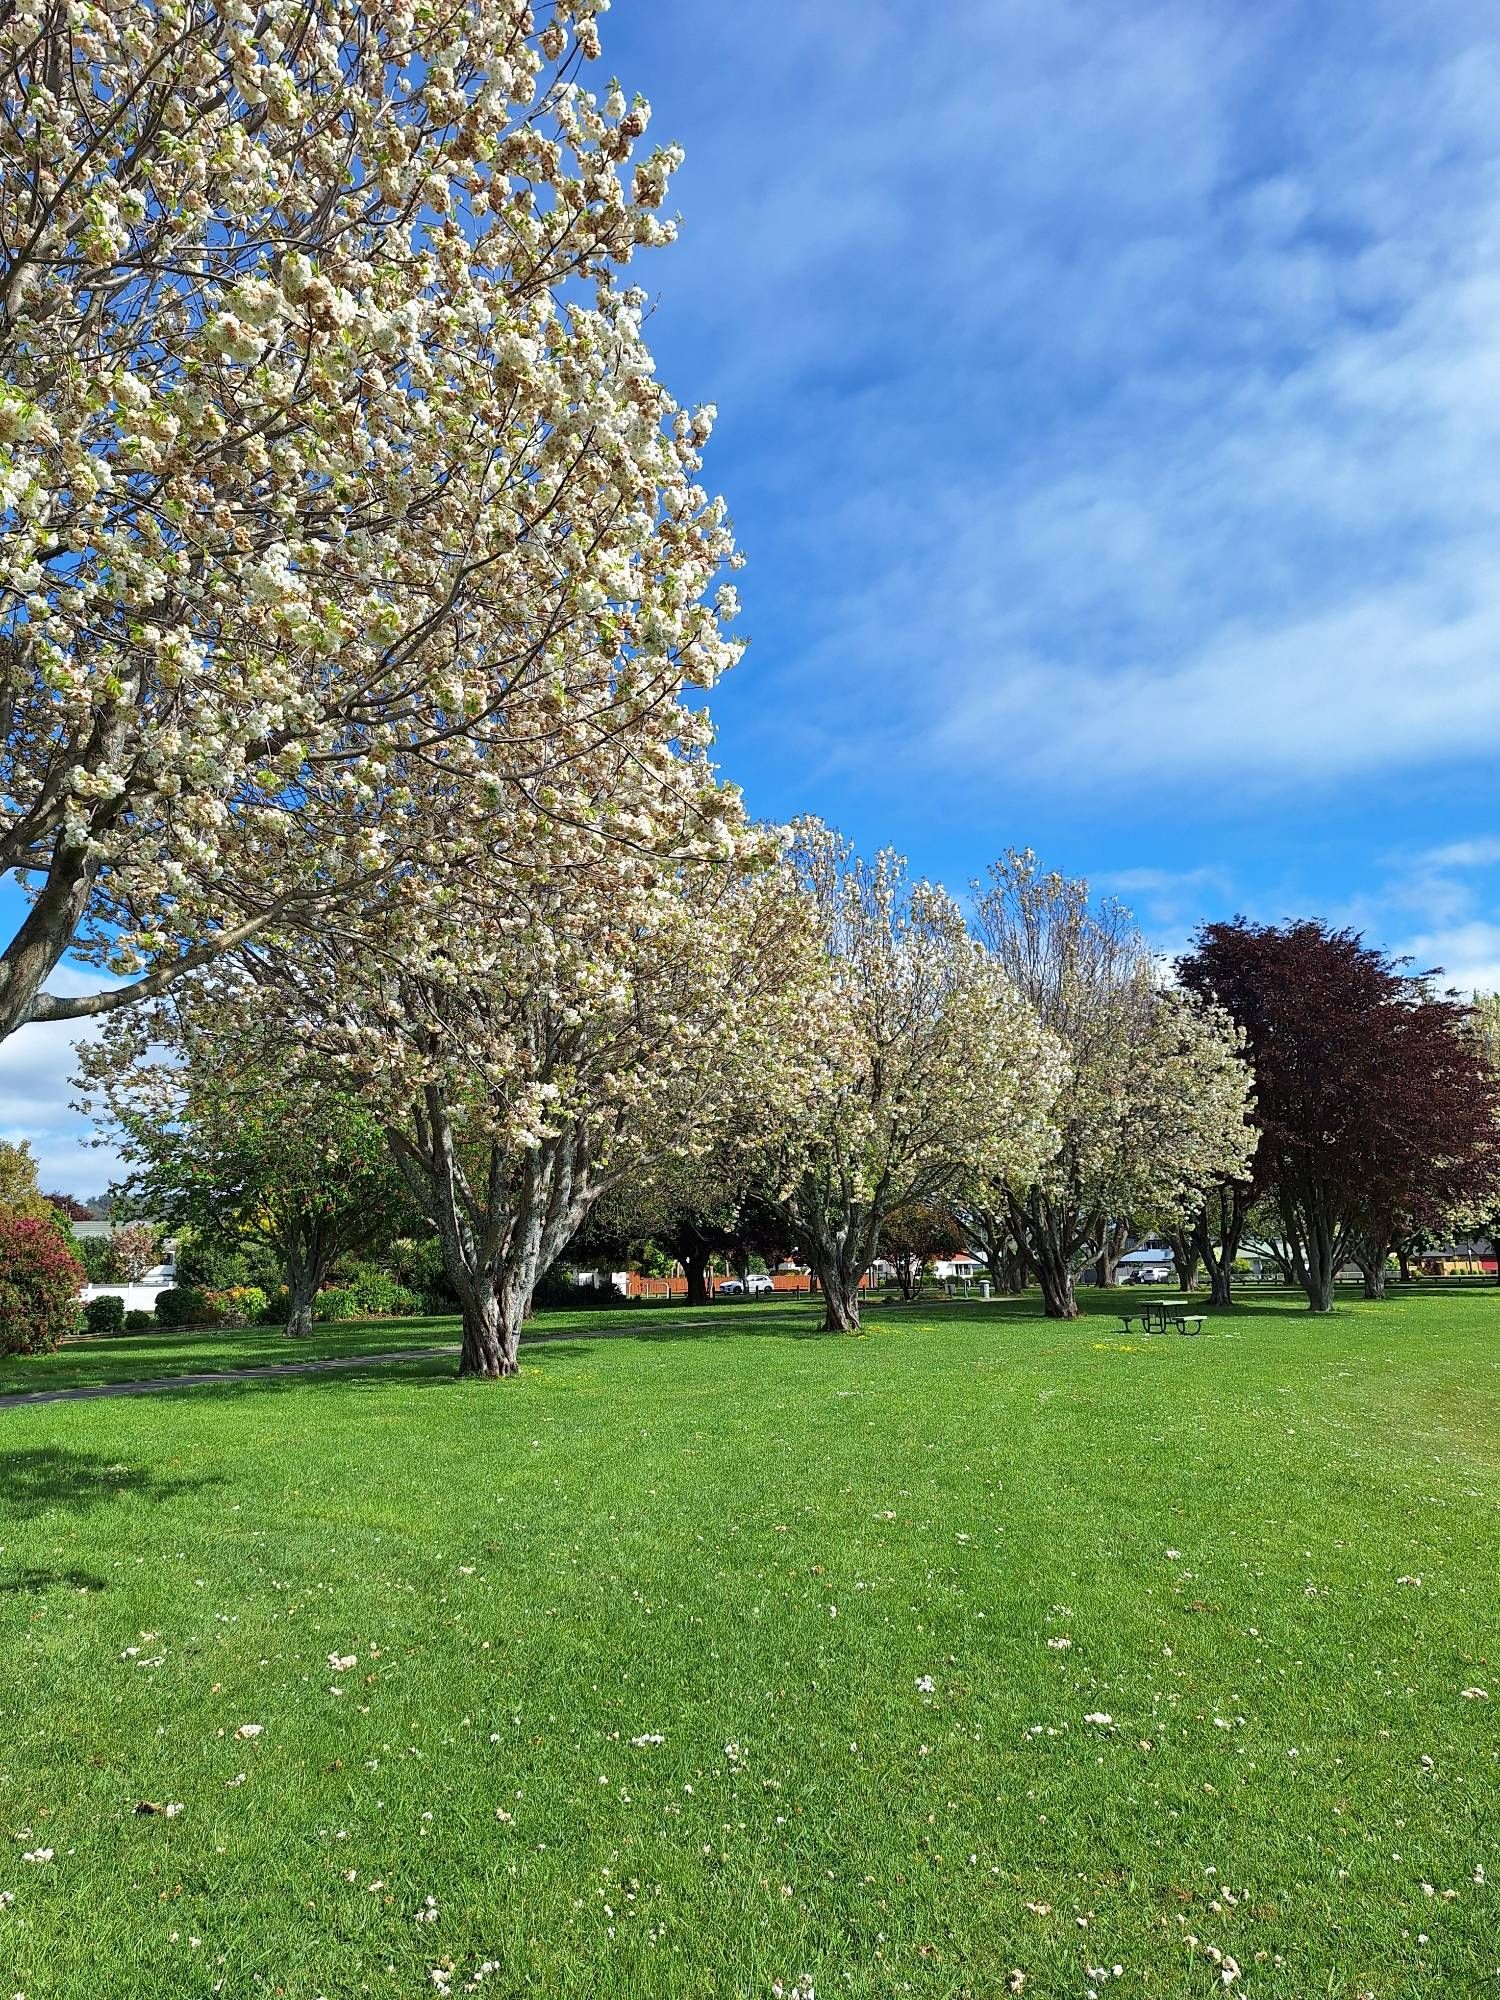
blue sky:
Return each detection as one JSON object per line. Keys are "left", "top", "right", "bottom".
{"left": 607, "top": 0, "right": 1500, "bottom": 952}
{"left": 9, "top": 0, "right": 1500, "bottom": 1191}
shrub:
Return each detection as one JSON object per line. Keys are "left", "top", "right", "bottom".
{"left": 316, "top": 1266, "right": 421, "bottom": 1321}
{"left": 201, "top": 1284, "right": 268, "bottom": 1329}
{"left": 0, "top": 1213, "right": 87, "bottom": 1356}
{"left": 384, "top": 1236, "right": 458, "bottom": 1311}
{"left": 83, "top": 1293, "right": 127, "bottom": 1334}
{"left": 348, "top": 1265, "right": 420, "bottom": 1317}
{"left": 73, "top": 1234, "right": 121, "bottom": 1284}
{"left": 124, "top": 1308, "right": 155, "bottom": 1331}
{"left": 153, "top": 1285, "right": 209, "bottom": 1328}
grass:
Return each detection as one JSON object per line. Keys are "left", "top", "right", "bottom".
{"left": 1, "top": 1288, "right": 1496, "bottom": 1998}
{"left": 0, "top": 1316, "right": 458, "bottom": 1396}
{"left": 0, "top": 1296, "right": 747, "bottom": 1396}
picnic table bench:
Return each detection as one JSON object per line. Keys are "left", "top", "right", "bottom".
{"left": 1118, "top": 1299, "right": 1206, "bottom": 1336}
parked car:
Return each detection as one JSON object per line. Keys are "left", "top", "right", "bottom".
{"left": 717, "top": 1272, "right": 776, "bottom": 1295}
{"left": 1124, "top": 1266, "right": 1173, "bottom": 1285}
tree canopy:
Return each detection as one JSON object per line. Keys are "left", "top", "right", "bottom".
{"left": 1178, "top": 920, "right": 1500, "bottom": 1310}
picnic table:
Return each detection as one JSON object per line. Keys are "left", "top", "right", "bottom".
{"left": 1118, "top": 1297, "right": 1206, "bottom": 1337}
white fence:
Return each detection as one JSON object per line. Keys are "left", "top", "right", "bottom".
{"left": 80, "top": 1265, "right": 175, "bottom": 1316}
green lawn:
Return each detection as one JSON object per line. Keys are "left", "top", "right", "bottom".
{"left": 1, "top": 1290, "right": 1496, "bottom": 1998}
{"left": 0, "top": 1316, "right": 459, "bottom": 1396}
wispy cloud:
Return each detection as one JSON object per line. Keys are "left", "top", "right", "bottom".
{"left": 622, "top": 0, "right": 1500, "bottom": 812}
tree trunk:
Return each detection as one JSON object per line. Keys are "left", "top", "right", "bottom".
{"left": 1285, "top": 1200, "right": 1337, "bottom": 1313}
{"left": 1006, "top": 1190, "right": 1083, "bottom": 1318}
{"left": 1034, "top": 1248, "right": 1079, "bottom": 1320}
{"left": 458, "top": 1283, "right": 518, "bottom": 1377}
{"left": 1194, "top": 1182, "right": 1247, "bottom": 1311}
{"left": 1095, "top": 1218, "right": 1129, "bottom": 1288}
{"left": 1168, "top": 1230, "right": 1199, "bottom": 1291}
{"left": 896, "top": 1253, "right": 921, "bottom": 1301}
{"left": 1353, "top": 1233, "right": 1390, "bottom": 1301}
{"left": 818, "top": 1258, "right": 862, "bottom": 1331}
{"left": 1396, "top": 1244, "right": 1412, "bottom": 1284}
{"left": 682, "top": 1246, "right": 711, "bottom": 1306}
{"left": 1000, "top": 1243, "right": 1029, "bottom": 1293}
{"left": 281, "top": 1240, "right": 327, "bottom": 1340}
{"left": 387, "top": 1092, "right": 599, "bottom": 1383}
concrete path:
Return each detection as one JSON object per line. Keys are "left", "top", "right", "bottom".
{"left": 0, "top": 1344, "right": 461, "bottom": 1410}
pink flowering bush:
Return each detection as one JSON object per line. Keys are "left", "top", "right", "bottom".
{"left": 0, "top": 1213, "right": 86, "bottom": 1355}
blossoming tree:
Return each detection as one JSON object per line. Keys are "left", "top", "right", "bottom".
{"left": 758, "top": 825, "right": 1064, "bottom": 1332}
{"left": 240, "top": 834, "right": 817, "bottom": 1375}
{"left": 0, "top": 0, "right": 742, "bottom": 1040}
{"left": 973, "top": 853, "right": 1255, "bottom": 1320}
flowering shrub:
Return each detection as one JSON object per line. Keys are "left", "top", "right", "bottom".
{"left": 201, "top": 1286, "right": 268, "bottom": 1329}
{"left": 0, "top": 1214, "right": 86, "bottom": 1355}
{"left": 111, "top": 1221, "right": 164, "bottom": 1282}
{"left": 83, "top": 1293, "right": 127, "bottom": 1334}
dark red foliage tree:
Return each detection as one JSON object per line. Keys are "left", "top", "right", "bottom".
{"left": 1178, "top": 920, "right": 1500, "bottom": 1312}
{"left": 43, "top": 1191, "right": 92, "bottom": 1222}
{"left": 0, "top": 1214, "right": 85, "bottom": 1354}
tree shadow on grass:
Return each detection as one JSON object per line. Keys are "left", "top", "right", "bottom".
{"left": 575, "top": 1313, "right": 836, "bottom": 1345}
{"left": 0, "top": 1563, "right": 109, "bottom": 1595}
{"left": 0, "top": 1447, "right": 221, "bottom": 1521}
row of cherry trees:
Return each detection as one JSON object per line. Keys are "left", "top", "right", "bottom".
{"left": 7, "top": 1, "right": 1493, "bottom": 1365}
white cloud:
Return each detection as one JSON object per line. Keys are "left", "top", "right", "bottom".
{"left": 1418, "top": 837, "right": 1500, "bottom": 870}
{"left": 653, "top": 0, "right": 1500, "bottom": 804}
{"left": 1095, "top": 864, "right": 1232, "bottom": 930}
{"left": 1395, "top": 922, "right": 1500, "bottom": 997}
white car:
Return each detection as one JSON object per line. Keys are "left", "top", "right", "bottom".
{"left": 718, "top": 1272, "right": 776, "bottom": 1295}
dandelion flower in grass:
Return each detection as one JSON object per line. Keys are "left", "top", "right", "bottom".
{"left": 915, "top": 1675, "right": 936, "bottom": 1694}
{"left": 1046, "top": 1636, "right": 1072, "bottom": 1650}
